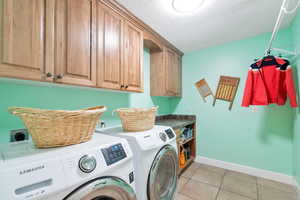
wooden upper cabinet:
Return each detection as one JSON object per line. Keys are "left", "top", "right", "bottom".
{"left": 54, "top": 0, "right": 96, "bottom": 86}
{"left": 96, "top": 1, "right": 143, "bottom": 92}
{"left": 0, "top": 0, "right": 179, "bottom": 93}
{"left": 0, "top": 0, "right": 49, "bottom": 81}
{"left": 151, "top": 47, "right": 182, "bottom": 97}
{"left": 175, "top": 53, "right": 182, "bottom": 96}
{"left": 123, "top": 21, "right": 143, "bottom": 92}
{"left": 165, "top": 48, "right": 177, "bottom": 96}
{"left": 166, "top": 50, "right": 182, "bottom": 97}
{"left": 96, "top": 2, "right": 123, "bottom": 90}
{"left": 150, "top": 50, "right": 165, "bottom": 96}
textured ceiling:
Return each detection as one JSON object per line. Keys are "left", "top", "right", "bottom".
{"left": 116, "top": 0, "right": 299, "bottom": 52}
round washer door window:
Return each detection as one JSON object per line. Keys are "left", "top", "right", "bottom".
{"left": 64, "top": 177, "right": 136, "bottom": 200}
{"left": 148, "top": 145, "right": 178, "bottom": 200}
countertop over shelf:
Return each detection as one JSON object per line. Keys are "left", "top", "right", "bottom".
{"left": 155, "top": 115, "right": 196, "bottom": 129}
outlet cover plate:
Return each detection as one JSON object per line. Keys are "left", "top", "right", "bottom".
{"left": 10, "top": 129, "right": 29, "bottom": 142}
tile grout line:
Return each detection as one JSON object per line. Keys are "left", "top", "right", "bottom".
{"left": 180, "top": 176, "right": 191, "bottom": 192}
{"left": 182, "top": 164, "right": 270, "bottom": 200}
{"left": 256, "top": 177, "right": 259, "bottom": 200}
{"left": 192, "top": 164, "right": 228, "bottom": 187}
{"left": 214, "top": 171, "right": 226, "bottom": 200}
{"left": 218, "top": 170, "right": 259, "bottom": 200}
{"left": 188, "top": 177, "right": 224, "bottom": 189}
{"left": 185, "top": 163, "right": 297, "bottom": 200}
{"left": 178, "top": 166, "right": 199, "bottom": 200}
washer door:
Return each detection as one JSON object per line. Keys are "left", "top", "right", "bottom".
{"left": 147, "top": 145, "right": 178, "bottom": 200}
{"left": 64, "top": 177, "right": 136, "bottom": 200}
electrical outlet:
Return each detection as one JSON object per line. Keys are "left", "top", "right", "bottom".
{"left": 96, "top": 120, "right": 106, "bottom": 129}
{"left": 10, "top": 129, "right": 29, "bottom": 142}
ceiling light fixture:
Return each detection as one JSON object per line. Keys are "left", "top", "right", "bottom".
{"left": 172, "top": 0, "right": 204, "bottom": 13}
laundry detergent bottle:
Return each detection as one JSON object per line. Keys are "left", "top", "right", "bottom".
{"left": 179, "top": 149, "right": 186, "bottom": 168}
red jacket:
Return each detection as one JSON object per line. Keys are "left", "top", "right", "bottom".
{"left": 242, "top": 56, "right": 298, "bottom": 108}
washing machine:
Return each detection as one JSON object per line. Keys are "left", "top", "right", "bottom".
{"left": 97, "top": 125, "right": 178, "bottom": 200}
{"left": 0, "top": 134, "right": 137, "bottom": 200}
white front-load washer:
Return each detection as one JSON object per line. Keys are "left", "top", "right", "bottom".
{"left": 97, "top": 125, "right": 178, "bottom": 200}
{"left": 0, "top": 134, "right": 137, "bottom": 200}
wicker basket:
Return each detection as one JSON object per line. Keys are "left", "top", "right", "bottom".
{"left": 8, "top": 106, "right": 107, "bottom": 148}
{"left": 114, "top": 107, "right": 158, "bottom": 132}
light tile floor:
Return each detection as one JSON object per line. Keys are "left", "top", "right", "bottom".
{"left": 176, "top": 162, "right": 299, "bottom": 200}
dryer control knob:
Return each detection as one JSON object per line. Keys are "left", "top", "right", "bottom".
{"left": 79, "top": 155, "right": 97, "bottom": 173}
{"left": 159, "top": 132, "right": 167, "bottom": 142}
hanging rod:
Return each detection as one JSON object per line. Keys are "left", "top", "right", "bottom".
{"left": 283, "top": 0, "right": 300, "bottom": 14}
{"left": 265, "top": 0, "right": 289, "bottom": 55}
{"left": 271, "top": 47, "right": 297, "bottom": 56}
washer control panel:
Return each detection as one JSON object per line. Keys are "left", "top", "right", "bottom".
{"left": 165, "top": 128, "right": 175, "bottom": 139}
{"left": 78, "top": 155, "right": 97, "bottom": 173}
{"left": 159, "top": 132, "right": 167, "bottom": 142}
{"left": 101, "top": 143, "right": 127, "bottom": 166}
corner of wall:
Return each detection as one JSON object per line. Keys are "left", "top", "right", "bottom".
{"left": 290, "top": 7, "right": 300, "bottom": 188}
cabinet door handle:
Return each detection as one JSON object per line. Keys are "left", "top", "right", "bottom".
{"left": 46, "top": 72, "right": 52, "bottom": 78}
{"left": 55, "top": 74, "right": 63, "bottom": 80}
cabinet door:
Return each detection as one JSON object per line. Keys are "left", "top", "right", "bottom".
{"left": 96, "top": 2, "right": 123, "bottom": 90}
{"left": 165, "top": 48, "right": 177, "bottom": 96}
{"left": 123, "top": 21, "right": 143, "bottom": 92}
{"left": 0, "top": 0, "right": 49, "bottom": 81}
{"left": 165, "top": 48, "right": 182, "bottom": 97}
{"left": 174, "top": 54, "right": 182, "bottom": 97}
{"left": 55, "top": 0, "right": 96, "bottom": 86}
{"left": 150, "top": 50, "right": 166, "bottom": 96}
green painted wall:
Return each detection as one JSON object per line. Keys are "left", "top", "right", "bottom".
{"left": 171, "top": 28, "right": 295, "bottom": 175}
{"left": 0, "top": 8, "right": 298, "bottom": 178}
{"left": 0, "top": 49, "right": 172, "bottom": 143}
{"left": 291, "top": 10, "right": 300, "bottom": 185}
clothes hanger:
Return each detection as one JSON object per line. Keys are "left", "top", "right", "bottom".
{"left": 253, "top": 50, "right": 276, "bottom": 62}
{"left": 253, "top": 55, "right": 275, "bottom": 63}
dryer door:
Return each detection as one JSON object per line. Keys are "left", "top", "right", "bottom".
{"left": 148, "top": 145, "right": 178, "bottom": 200}
{"left": 64, "top": 177, "right": 136, "bottom": 200}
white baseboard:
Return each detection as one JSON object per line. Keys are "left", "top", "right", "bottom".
{"left": 195, "top": 156, "right": 295, "bottom": 186}
{"left": 294, "top": 179, "right": 300, "bottom": 199}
